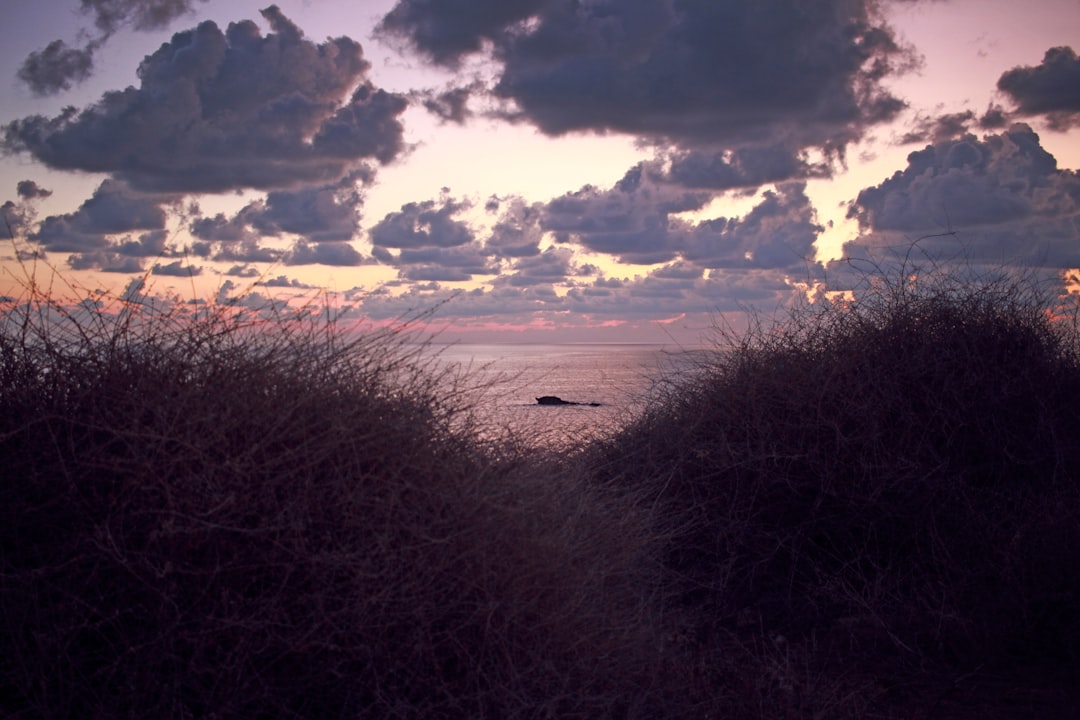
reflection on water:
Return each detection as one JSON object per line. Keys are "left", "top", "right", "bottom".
{"left": 425, "top": 343, "right": 708, "bottom": 447}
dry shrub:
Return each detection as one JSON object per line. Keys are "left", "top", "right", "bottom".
{"left": 587, "top": 266, "right": 1080, "bottom": 717}
{"left": 0, "top": 287, "right": 666, "bottom": 719}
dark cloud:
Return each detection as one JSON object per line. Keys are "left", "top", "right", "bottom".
{"left": 397, "top": 245, "right": 495, "bottom": 273}
{"left": 418, "top": 83, "right": 481, "bottom": 124}
{"left": 185, "top": 173, "right": 368, "bottom": 266}
{"left": 846, "top": 124, "right": 1080, "bottom": 267}
{"left": 897, "top": 110, "right": 976, "bottom": 145}
{"left": 664, "top": 144, "right": 831, "bottom": 190}
{"left": 979, "top": 104, "right": 1010, "bottom": 130}
{"left": 225, "top": 265, "right": 261, "bottom": 278}
{"left": 505, "top": 246, "right": 579, "bottom": 286}
{"left": 152, "top": 260, "right": 202, "bottom": 276}
{"left": 484, "top": 197, "right": 543, "bottom": 258}
{"left": 17, "top": 0, "right": 208, "bottom": 94}
{"left": 683, "top": 184, "right": 823, "bottom": 270}
{"left": 17, "top": 40, "right": 97, "bottom": 96}
{"left": 376, "top": 0, "right": 549, "bottom": 66}
{"left": 286, "top": 240, "right": 365, "bottom": 266}
{"left": 189, "top": 212, "right": 256, "bottom": 244}
{"left": 401, "top": 265, "right": 477, "bottom": 282}
{"left": 68, "top": 250, "right": 147, "bottom": 272}
{"left": 116, "top": 229, "right": 169, "bottom": 257}
{"left": 259, "top": 275, "right": 317, "bottom": 289}
{"left": 542, "top": 165, "right": 710, "bottom": 264}
{"left": 651, "top": 261, "right": 704, "bottom": 280}
{"left": 210, "top": 240, "right": 283, "bottom": 265}
{"left": 29, "top": 180, "right": 170, "bottom": 253}
{"left": 4, "top": 8, "right": 407, "bottom": 193}
{"left": 83, "top": 0, "right": 207, "bottom": 35}
{"left": 16, "top": 180, "right": 53, "bottom": 200}
{"left": 369, "top": 196, "right": 475, "bottom": 249}
{"left": 998, "top": 46, "right": 1080, "bottom": 129}
{"left": 381, "top": 0, "right": 915, "bottom": 151}
{"left": 1, "top": 201, "right": 34, "bottom": 238}
{"left": 252, "top": 172, "right": 367, "bottom": 243}
{"left": 850, "top": 125, "right": 1062, "bottom": 232}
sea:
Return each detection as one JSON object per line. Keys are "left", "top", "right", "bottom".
{"left": 423, "top": 343, "right": 712, "bottom": 447}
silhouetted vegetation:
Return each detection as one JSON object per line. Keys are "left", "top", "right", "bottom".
{"left": 0, "top": 287, "right": 666, "bottom": 719}
{"left": 3, "top": 265, "right": 1080, "bottom": 718}
{"left": 587, "top": 266, "right": 1080, "bottom": 717}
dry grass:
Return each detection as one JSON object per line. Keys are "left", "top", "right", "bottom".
{"left": 0, "top": 282, "right": 668, "bottom": 719}
{"left": 5, "top": 257, "right": 1080, "bottom": 718}
{"left": 585, "top": 265, "right": 1080, "bottom": 717}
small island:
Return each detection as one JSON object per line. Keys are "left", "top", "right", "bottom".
{"left": 536, "top": 395, "right": 601, "bottom": 407}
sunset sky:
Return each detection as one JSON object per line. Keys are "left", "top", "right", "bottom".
{"left": 2, "top": 0, "right": 1080, "bottom": 343}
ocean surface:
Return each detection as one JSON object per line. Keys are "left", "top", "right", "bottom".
{"left": 424, "top": 343, "right": 710, "bottom": 447}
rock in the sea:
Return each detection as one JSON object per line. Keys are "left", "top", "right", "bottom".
{"left": 535, "top": 396, "right": 602, "bottom": 406}
{"left": 536, "top": 395, "right": 571, "bottom": 405}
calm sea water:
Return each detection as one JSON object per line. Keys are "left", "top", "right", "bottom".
{"left": 425, "top": 343, "right": 709, "bottom": 446}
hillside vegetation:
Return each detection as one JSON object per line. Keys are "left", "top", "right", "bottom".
{"left": 3, "top": 268, "right": 1080, "bottom": 718}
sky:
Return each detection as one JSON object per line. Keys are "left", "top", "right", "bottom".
{"left": 2, "top": 0, "right": 1080, "bottom": 343}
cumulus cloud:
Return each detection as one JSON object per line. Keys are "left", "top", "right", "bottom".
{"left": 505, "top": 246, "right": 581, "bottom": 286}
{"left": 845, "top": 124, "right": 1080, "bottom": 267}
{"left": 417, "top": 83, "right": 481, "bottom": 124}
{"left": 537, "top": 161, "right": 825, "bottom": 272}
{"left": 286, "top": 240, "right": 365, "bottom": 267}
{"left": 896, "top": 110, "right": 977, "bottom": 145}
{"left": 683, "top": 184, "right": 823, "bottom": 270}
{"left": 251, "top": 171, "right": 368, "bottom": 243}
{"left": 17, "top": 40, "right": 97, "bottom": 96}
{"left": 380, "top": 0, "right": 916, "bottom": 152}
{"left": 542, "top": 164, "right": 710, "bottom": 264}
{"left": 30, "top": 180, "right": 171, "bottom": 257}
{"left": 259, "top": 275, "right": 317, "bottom": 289}
{"left": 663, "top": 144, "right": 832, "bottom": 191}
{"left": 152, "top": 260, "right": 202, "bottom": 276}
{"left": 998, "top": 46, "right": 1080, "bottom": 129}
{"left": 17, "top": 0, "right": 208, "bottom": 94}
{"left": 484, "top": 196, "right": 543, "bottom": 258}
{"left": 4, "top": 7, "right": 408, "bottom": 193}
{"left": 16, "top": 180, "right": 53, "bottom": 200}
{"left": 369, "top": 195, "right": 475, "bottom": 249}
{"left": 185, "top": 171, "right": 368, "bottom": 266}
{"left": 377, "top": 0, "right": 549, "bottom": 66}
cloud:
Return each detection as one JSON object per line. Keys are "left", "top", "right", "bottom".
{"left": 286, "top": 240, "right": 365, "bottom": 266}
{"left": 185, "top": 172, "right": 369, "bottom": 266}
{"left": 17, "top": 0, "right": 208, "bottom": 94}
{"left": 4, "top": 8, "right": 408, "bottom": 193}
{"left": 16, "top": 180, "right": 53, "bottom": 200}
{"left": 683, "top": 184, "right": 823, "bottom": 271}
{"left": 251, "top": 171, "right": 368, "bottom": 243}
{"left": 17, "top": 40, "right": 97, "bottom": 96}
{"left": 845, "top": 124, "right": 1080, "bottom": 267}
{"left": 542, "top": 164, "right": 710, "bottom": 264}
{"left": 29, "top": 180, "right": 171, "bottom": 255}
{"left": 380, "top": 0, "right": 916, "bottom": 152}
{"left": 153, "top": 260, "right": 202, "bottom": 276}
{"left": 998, "top": 46, "right": 1080, "bottom": 129}
{"left": 258, "top": 275, "right": 317, "bottom": 289}
{"left": 663, "top": 144, "right": 832, "bottom": 190}
{"left": 505, "top": 246, "right": 581, "bottom": 286}
{"left": 68, "top": 251, "right": 147, "bottom": 273}
{"left": 896, "top": 110, "right": 977, "bottom": 145}
{"left": 376, "top": 0, "right": 549, "bottom": 66}
{"left": 369, "top": 195, "right": 475, "bottom": 249}
{"left": 417, "top": 83, "right": 481, "bottom": 124}
{"left": 539, "top": 161, "right": 825, "bottom": 271}
{"left": 484, "top": 196, "right": 543, "bottom": 258}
